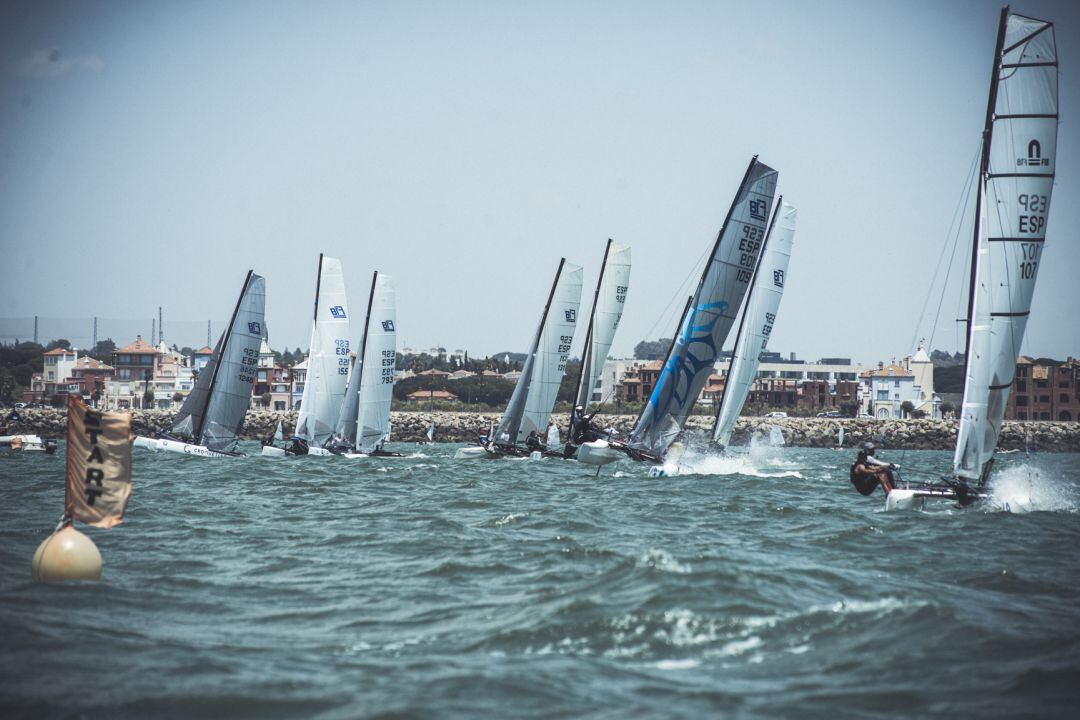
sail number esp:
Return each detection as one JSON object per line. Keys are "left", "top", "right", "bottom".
{"left": 381, "top": 350, "right": 395, "bottom": 384}
{"left": 335, "top": 339, "right": 351, "bottom": 375}
{"left": 736, "top": 225, "right": 763, "bottom": 283}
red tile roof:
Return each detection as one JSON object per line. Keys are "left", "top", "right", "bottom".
{"left": 44, "top": 347, "right": 77, "bottom": 356}
{"left": 116, "top": 336, "right": 158, "bottom": 354}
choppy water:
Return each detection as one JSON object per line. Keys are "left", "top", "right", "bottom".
{"left": 2, "top": 442, "right": 1079, "bottom": 718}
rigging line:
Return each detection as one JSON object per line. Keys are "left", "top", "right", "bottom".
{"left": 912, "top": 141, "right": 982, "bottom": 353}
{"left": 641, "top": 241, "right": 712, "bottom": 342}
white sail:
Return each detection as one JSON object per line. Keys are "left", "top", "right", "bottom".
{"left": 426, "top": 421, "right": 435, "bottom": 443}
{"left": 274, "top": 419, "right": 284, "bottom": 443}
{"left": 575, "top": 241, "right": 631, "bottom": 411}
{"left": 954, "top": 11, "right": 1058, "bottom": 483}
{"left": 201, "top": 273, "right": 267, "bottom": 450}
{"left": 355, "top": 273, "right": 397, "bottom": 454}
{"left": 496, "top": 260, "right": 584, "bottom": 445}
{"left": 295, "top": 255, "right": 352, "bottom": 445}
{"left": 712, "top": 202, "right": 797, "bottom": 447}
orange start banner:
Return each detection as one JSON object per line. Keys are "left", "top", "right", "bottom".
{"left": 65, "top": 394, "right": 133, "bottom": 528}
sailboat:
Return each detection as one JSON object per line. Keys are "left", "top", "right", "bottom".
{"left": 261, "top": 254, "right": 351, "bottom": 458}
{"left": 604, "top": 157, "right": 779, "bottom": 474}
{"left": 711, "top": 200, "right": 797, "bottom": 450}
{"left": 417, "top": 420, "right": 436, "bottom": 445}
{"left": 326, "top": 271, "right": 401, "bottom": 458}
{"left": 455, "top": 258, "right": 583, "bottom": 459}
{"left": 565, "top": 240, "right": 633, "bottom": 466}
{"left": 138, "top": 271, "right": 267, "bottom": 457}
{"left": 884, "top": 8, "right": 1058, "bottom": 510}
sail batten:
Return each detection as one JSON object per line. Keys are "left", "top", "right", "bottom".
{"left": 628, "top": 158, "right": 778, "bottom": 458}
{"left": 953, "top": 9, "right": 1058, "bottom": 484}
{"left": 712, "top": 201, "right": 797, "bottom": 447}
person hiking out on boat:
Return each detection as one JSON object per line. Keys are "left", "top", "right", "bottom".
{"left": 286, "top": 436, "right": 309, "bottom": 456}
{"left": 850, "top": 442, "right": 898, "bottom": 495}
{"left": 570, "top": 405, "right": 600, "bottom": 445}
{"left": 525, "top": 430, "right": 544, "bottom": 453}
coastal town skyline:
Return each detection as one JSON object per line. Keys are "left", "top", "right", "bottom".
{"left": 3, "top": 0, "right": 1079, "bottom": 360}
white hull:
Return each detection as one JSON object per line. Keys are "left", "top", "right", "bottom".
{"left": 157, "top": 438, "right": 239, "bottom": 457}
{"left": 575, "top": 440, "right": 623, "bottom": 466}
{"left": 260, "top": 445, "right": 286, "bottom": 457}
{"left": 884, "top": 489, "right": 925, "bottom": 512}
{"left": 133, "top": 436, "right": 161, "bottom": 451}
{"left": 648, "top": 463, "right": 679, "bottom": 478}
{"left": 454, "top": 446, "right": 490, "bottom": 460}
{"left": 261, "top": 444, "right": 336, "bottom": 458}
{"left": 1, "top": 434, "right": 45, "bottom": 451}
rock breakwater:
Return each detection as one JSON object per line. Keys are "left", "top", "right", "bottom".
{"left": 3, "top": 409, "right": 1078, "bottom": 452}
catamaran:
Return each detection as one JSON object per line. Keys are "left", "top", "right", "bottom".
{"left": 262, "top": 254, "right": 351, "bottom": 458}
{"left": 710, "top": 200, "right": 797, "bottom": 451}
{"left": 325, "top": 271, "right": 402, "bottom": 458}
{"left": 602, "top": 157, "right": 779, "bottom": 474}
{"left": 455, "top": 258, "right": 583, "bottom": 459}
{"left": 884, "top": 7, "right": 1058, "bottom": 510}
{"left": 136, "top": 270, "right": 267, "bottom": 456}
{"left": 562, "top": 239, "right": 632, "bottom": 466}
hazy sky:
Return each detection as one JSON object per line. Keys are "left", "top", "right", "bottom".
{"left": 1, "top": 0, "right": 1077, "bottom": 363}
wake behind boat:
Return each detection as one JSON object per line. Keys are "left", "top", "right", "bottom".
{"left": 136, "top": 270, "right": 266, "bottom": 457}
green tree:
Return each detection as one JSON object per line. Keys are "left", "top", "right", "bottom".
{"left": 900, "top": 400, "right": 915, "bottom": 418}
{"left": 634, "top": 339, "right": 671, "bottom": 360}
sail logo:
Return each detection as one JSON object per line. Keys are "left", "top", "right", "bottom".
{"left": 773, "top": 269, "right": 785, "bottom": 288}
{"left": 381, "top": 320, "right": 395, "bottom": 332}
{"left": 749, "top": 200, "right": 767, "bottom": 221}
{"left": 565, "top": 309, "right": 577, "bottom": 323}
{"left": 247, "top": 322, "right": 261, "bottom": 334}
{"left": 1017, "top": 139, "right": 1049, "bottom": 167}
{"left": 329, "top": 305, "right": 347, "bottom": 319}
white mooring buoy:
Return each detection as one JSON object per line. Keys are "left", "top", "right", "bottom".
{"left": 32, "top": 525, "right": 102, "bottom": 582}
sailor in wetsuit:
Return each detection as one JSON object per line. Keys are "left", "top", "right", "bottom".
{"left": 286, "top": 436, "right": 310, "bottom": 456}
{"left": 525, "top": 430, "right": 544, "bottom": 453}
{"left": 850, "top": 442, "right": 898, "bottom": 495}
{"left": 570, "top": 405, "right": 600, "bottom": 445}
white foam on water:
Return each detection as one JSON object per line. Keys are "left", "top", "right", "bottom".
{"left": 654, "top": 658, "right": 701, "bottom": 670}
{"left": 667, "top": 449, "right": 803, "bottom": 479}
{"left": 637, "top": 549, "right": 691, "bottom": 574}
{"left": 986, "top": 462, "right": 1078, "bottom": 513}
{"left": 495, "top": 512, "right": 528, "bottom": 527}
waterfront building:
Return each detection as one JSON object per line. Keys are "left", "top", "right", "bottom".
{"left": 42, "top": 347, "right": 78, "bottom": 385}
{"left": 1006, "top": 356, "right": 1080, "bottom": 421}
{"left": 405, "top": 389, "right": 460, "bottom": 405}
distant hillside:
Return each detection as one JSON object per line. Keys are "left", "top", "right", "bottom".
{"left": 934, "top": 364, "right": 966, "bottom": 394}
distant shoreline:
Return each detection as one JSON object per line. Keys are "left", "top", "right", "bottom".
{"left": 4, "top": 409, "right": 1079, "bottom": 452}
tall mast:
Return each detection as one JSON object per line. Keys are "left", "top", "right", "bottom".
{"left": 312, "top": 253, "right": 324, "bottom": 323}
{"left": 962, "top": 8, "right": 1009, "bottom": 368}
{"left": 693, "top": 156, "right": 758, "bottom": 304}
{"left": 572, "top": 239, "right": 613, "bottom": 410}
{"left": 197, "top": 270, "right": 253, "bottom": 442}
{"left": 710, "top": 196, "right": 782, "bottom": 437}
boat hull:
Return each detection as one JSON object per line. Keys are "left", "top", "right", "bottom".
{"left": 575, "top": 440, "right": 623, "bottom": 466}
{"left": 157, "top": 438, "right": 241, "bottom": 457}
{"left": 454, "top": 446, "right": 489, "bottom": 460}
{"left": 0, "top": 434, "right": 45, "bottom": 451}
{"left": 133, "top": 436, "right": 161, "bottom": 451}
